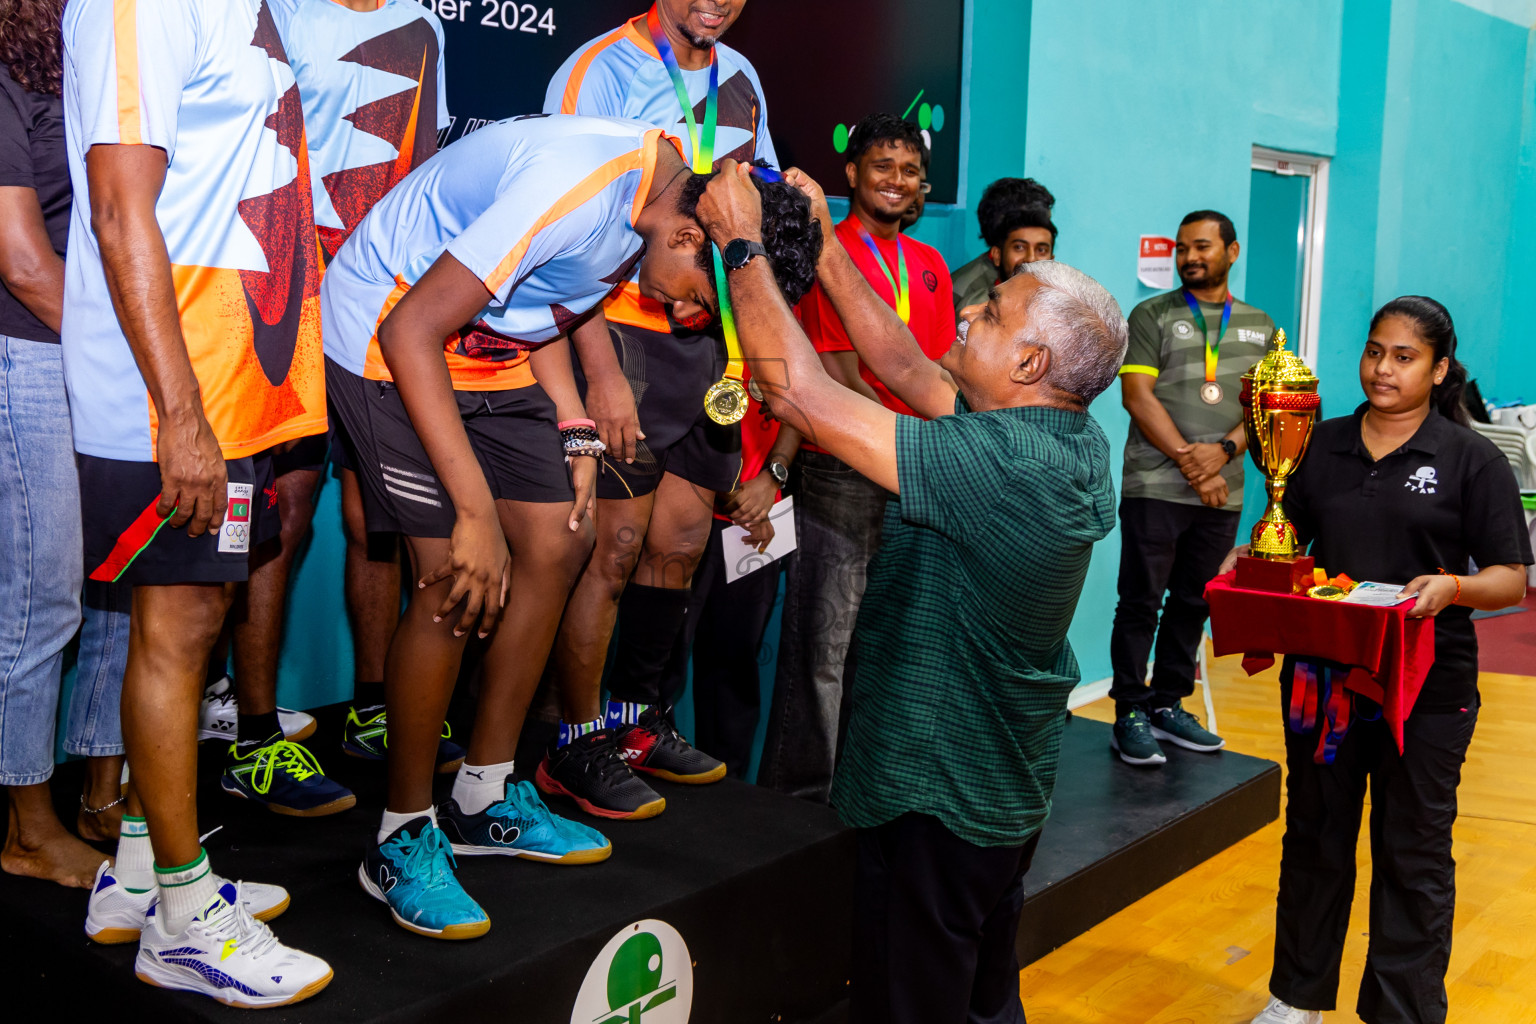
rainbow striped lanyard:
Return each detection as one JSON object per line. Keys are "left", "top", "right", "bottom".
{"left": 1182, "top": 289, "right": 1231, "bottom": 383}
{"left": 649, "top": 4, "right": 718, "bottom": 173}
{"left": 855, "top": 222, "right": 911, "bottom": 324}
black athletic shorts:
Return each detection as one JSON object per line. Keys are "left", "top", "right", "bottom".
{"left": 269, "top": 431, "right": 329, "bottom": 477}
{"left": 80, "top": 453, "right": 279, "bottom": 586}
{"left": 574, "top": 322, "right": 742, "bottom": 499}
{"left": 325, "top": 357, "right": 573, "bottom": 539}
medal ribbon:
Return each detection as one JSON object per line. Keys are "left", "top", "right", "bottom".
{"left": 650, "top": 6, "right": 742, "bottom": 383}
{"left": 649, "top": 4, "right": 718, "bottom": 173}
{"left": 1182, "top": 289, "right": 1232, "bottom": 384}
{"left": 855, "top": 222, "right": 911, "bottom": 324}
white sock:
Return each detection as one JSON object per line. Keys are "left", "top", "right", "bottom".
{"left": 452, "top": 760, "right": 514, "bottom": 816}
{"left": 156, "top": 849, "right": 219, "bottom": 935}
{"left": 114, "top": 816, "right": 154, "bottom": 893}
{"left": 378, "top": 806, "right": 436, "bottom": 845}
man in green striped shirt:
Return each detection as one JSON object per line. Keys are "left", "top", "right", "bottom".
{"left": 1110, "top": 210, "right": 1275, "bottom": 766}
{"left": 693, "top": 160, "right": 1126, "bottom": 1024}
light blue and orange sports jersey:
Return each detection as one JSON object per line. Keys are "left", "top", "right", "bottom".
{"left": 276, "top": 0, "right": 449, "bottom": 262}
{"left": 61, "top": 0, "right": 326, "bottom": 463}
{"left": 321, "top": 115, "right": 682, "bottom": 391}
{"left": 545, "top": 10, "right": 775, "bottom": 332}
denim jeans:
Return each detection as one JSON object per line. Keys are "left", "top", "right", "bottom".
{"left": 758, "top": 450, "right": 888, "bottom": 802}
{"left": 0, "top": 336, "right": 126, "bottom": 784}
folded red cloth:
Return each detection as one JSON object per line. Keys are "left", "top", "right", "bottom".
{"left": 1204, "top": 571, "right": 1436, "bottom": 752}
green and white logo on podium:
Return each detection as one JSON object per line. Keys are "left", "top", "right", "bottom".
{"left": 571, "top": 919, "right": 693, "bottom": 1024}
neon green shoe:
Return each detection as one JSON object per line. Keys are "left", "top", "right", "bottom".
{"left": 342, "top": 707, "right": 465, "bottom": 773}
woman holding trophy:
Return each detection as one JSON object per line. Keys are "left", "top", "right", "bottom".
{"left": 1227, "top": 296, "right": 1533, "bottom": 1024}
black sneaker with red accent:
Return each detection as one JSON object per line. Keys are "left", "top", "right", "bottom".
{"left": 536, "top": 729, "right": 666, "bottom": 821}
{"left": 614, "top": 707, "right": 727, "bottom": 784}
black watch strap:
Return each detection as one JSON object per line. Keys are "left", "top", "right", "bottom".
{"left": 1219, "top": 438, "right": 1237, "bottom": 462}
{"left": 723, "top": 238, "right": 768, "bottom": 270}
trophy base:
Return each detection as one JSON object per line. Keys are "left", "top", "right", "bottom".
{"left": 1235, "top": 554, "right": 1315, "bottom": 595}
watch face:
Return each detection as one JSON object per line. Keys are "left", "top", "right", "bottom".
{"left": 724, "top": 238, "right": 751, "bottom": 269}
{"left": 769, "top": 462, "right": 788, "bottom": 484}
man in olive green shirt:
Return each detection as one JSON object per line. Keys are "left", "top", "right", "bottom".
{"left": 1110, "top": 210, "right": 1275, "bottom": 767}
{"left": 951, "top": 176, "right": 1058, "bottom": 314}
{"left": 692, "top": 160, "right": 1126, "bottom": 1024}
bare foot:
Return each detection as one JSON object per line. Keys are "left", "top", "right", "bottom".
{"left": 4, "top": 786, "right": 112, "bottom": 888}
{"left": 77, "top": 803, "right": 125, "bottom": 843}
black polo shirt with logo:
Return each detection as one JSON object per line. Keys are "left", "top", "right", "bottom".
{"left": 1283, "top": 404, "right": 1533, "bottom": 712}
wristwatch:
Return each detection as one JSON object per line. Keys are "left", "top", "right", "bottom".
{"left": 723, "top": 238, "right": 768, "bottom": 271}
{"left": 1219, "top": 439, "right": 1237, "bottom": 463}
{"left": 766, "top": 459, "right": 789, "bottom": 486}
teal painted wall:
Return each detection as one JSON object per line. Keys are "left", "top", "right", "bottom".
{"left": 261, "top": 0, "right": 1536, "bottom": 717}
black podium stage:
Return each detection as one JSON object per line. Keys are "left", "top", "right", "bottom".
{"left": 1, "top": 713, "right": 1277, "bottom": 1023}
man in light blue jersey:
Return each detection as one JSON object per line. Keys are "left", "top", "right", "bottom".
{"left": 539, "top": 1, "right": 783, "bottom": 820}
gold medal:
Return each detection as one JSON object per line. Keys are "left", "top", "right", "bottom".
{"left": 1307, "top": 584, "right": 1346, "bottom": 601}
{"left": 705, "top": 377, "right": 748, "bottom": 425}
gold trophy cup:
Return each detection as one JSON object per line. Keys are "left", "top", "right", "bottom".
{"left": 1235, "top": 330, "right": 1321, "bottom": 592}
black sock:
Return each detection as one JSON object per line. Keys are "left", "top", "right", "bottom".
{"left": 608, "top": 584, "right": 691, "bottom": 706}
{"left": 235, "top": 710, "right": 283, "bottom": 754}
{"left": 354, "top": 680, "right": 386, "bottom": 712}
{"left": 205, "top": 659, "right": 229, "bottom": 689}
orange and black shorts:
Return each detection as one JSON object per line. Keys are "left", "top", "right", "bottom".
{"left": 79, "top": 454, "right": 279, "bottom": 586}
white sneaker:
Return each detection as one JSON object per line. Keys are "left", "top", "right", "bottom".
{"left": 135, "top": 883, "right": 332, "bottom": 1008}
{"left": 1251, "top": 995, "right": 1324, "bottom": 1024}
{"left": 85, "top": 860, "right": 291, "bottom": 944}
{"left": 198, "top": 676, "right": 317, "bottom": 743}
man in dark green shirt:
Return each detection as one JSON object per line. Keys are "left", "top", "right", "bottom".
{"left": 950, "top": 176, "right": 1058, "bottom": 315}
{"left": 1110, "top": 210, "right": 1274, "bottom": 767}
{"left": 694, "top": 160, "right": 1125, "bottom": 1024}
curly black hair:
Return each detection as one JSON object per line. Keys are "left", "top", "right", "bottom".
{"left": 0, "top": 0, "right": 66, "bottom": 97}
{"left": 678, "top": 171, "right": 822, "bottom": 306}
{"left": 845, "top": 112, "right": 927, "bottom": 168}
{"left": 977, "top": 177, "right": 1056, "bottom": 248}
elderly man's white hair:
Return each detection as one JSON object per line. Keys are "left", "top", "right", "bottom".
{"left": 1014, "top": 260, "right": 1128, "bottom": 405}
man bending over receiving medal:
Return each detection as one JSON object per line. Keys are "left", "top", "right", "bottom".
{"left": 693, "top": 162, "right": 1125, "bottom": 1023}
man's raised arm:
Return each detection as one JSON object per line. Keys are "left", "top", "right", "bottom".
{"left": 784, "top": 168, "right": 957, "bottom": 421}
{"left": 697, "top": 162, "right": 900, "bottom": 494}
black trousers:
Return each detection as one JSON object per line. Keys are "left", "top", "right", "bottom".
{"left": 852, "top": 813, "right": 1041, "bottom": 1024}
{"left": 1271, "top": 668, "right": 1479, "bottom": 1024}
{"left": 657, "top": 518, "right": 781, "bottom": 778}
{"left": 1108, "top": 496, "right": 1239, "bottom": 715}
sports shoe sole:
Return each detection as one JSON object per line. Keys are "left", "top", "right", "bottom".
{"left": 1109, "top": 734, "right": 1167, "bottom": 766}
{"left": 221, "top": 780, "right": 357, "bottom": 817}
{"left": 633, "top": 761, "right": 728, "bottom": 785}
{"left": 341, "top": 742, "right": 463, "bottom": 773}
{"left": 448, "top": 840, "right": 613, "bottom": 865}
{"left": 535, "top": 763, "right": 666, "bottom": 821}
{"left": 356, "top": 863, "right": 490, "bottom": 940}
{"left": 136, "top": 964, "right": 333, "bottom": 1008}
{"left": 1149, "top": 725, "right": 1226, "bottom": 753}
{"left": 86, "top": 891, "right": 292, "bottom": 945}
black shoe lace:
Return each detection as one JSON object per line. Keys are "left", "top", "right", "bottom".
{"left": 579, "top": 732, "right": 632, "bottom": 785}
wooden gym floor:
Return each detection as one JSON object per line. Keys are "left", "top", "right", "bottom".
{"left": 1019, "top": 646, "right": 1536, "bottom": 1023}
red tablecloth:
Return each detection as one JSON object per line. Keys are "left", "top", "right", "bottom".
{"left": 1204, "top": 571, "right": 1436, "bottom": 752}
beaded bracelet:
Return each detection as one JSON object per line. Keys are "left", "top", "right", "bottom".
{"left": 1437, "top": 567, "right": 1461, "bottom": 605}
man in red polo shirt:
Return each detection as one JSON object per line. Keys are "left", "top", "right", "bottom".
{"left": 759, "top": 113, "right": 953, "bottom": 802}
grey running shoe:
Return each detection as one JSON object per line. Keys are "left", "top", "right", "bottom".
{"left": 1149, "top": 701, "right": 1226, "bottom": 752}
{"left": 1111, "top": 710, "right": 1167, "bottom": 766}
